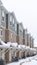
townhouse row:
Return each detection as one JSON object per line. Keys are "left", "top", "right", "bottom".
{"left": 0, "top": 0, "right": 34, "bottom": 47}
{"left": 0, "top": 0, "right": 34, "bottom": 62}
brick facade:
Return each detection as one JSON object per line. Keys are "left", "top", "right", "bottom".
{"left": 5, "top": 29, "right": 17, "bottom": 43}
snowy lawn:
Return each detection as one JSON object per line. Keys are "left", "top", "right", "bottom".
{"left": 7, "top": 55, "right": 37, "bottom": 65}
{"left": 22, "top": 60, "right": 37, "bottom": 65}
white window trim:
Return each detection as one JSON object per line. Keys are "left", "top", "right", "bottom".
{"left": 2, "top": 10, "right": 5, "bottom": 17}
{"left": 2, "top": 10, "right": 5, "bottom": 22}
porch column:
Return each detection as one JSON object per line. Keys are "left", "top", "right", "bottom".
{"left": 19, "top": 51, "right": 22, "bottom": 59}
{"left": 2, "top": 49, "right": 5, "bottom": 60}
{"left": 0, "top": 49, "right": 2, "bottom": 59}
{"left": 9, "top": 49, "right": 12, "bottom": 62}
{"left": 25, "top": 51, "right": 27, "bottom": 57}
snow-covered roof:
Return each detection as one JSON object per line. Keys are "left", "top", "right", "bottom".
{"left": 18, "top": 45, "right": 26, "bottom": 48}
{"left": 0, "top": 39, "right": 12, "bottom": 49}
{"left": 29, "top": 48, "right": 36, "bottom": 54}
{"left": 30, "top": 48, "right": 33, "bottom": 51}
{"left": 0, "top": 39, "right": 36, "bottom": 52}
{"left": 11, "top": 43, "right": 18, "bottom": 47}
{"left": 34, "top": 51, "right": 36, "bottom": 54}
{"left": 32, "top": 48, "right": 36, "bottom": 51}
{"left": 7, "top": 42, "right": 18, "bottom": 47}
{"left": 18, "top": 45, "right": 22, "bottom": 51}
{"left": 7, "top": 42, "right": 12, "bottom": 47}
{"left": 0, "top": 45, "right": 9, "bottom": 48}
{"left": 17, "top": 45, "right": 26, "bottom": 51}
{"left": 25, "top": 46, "right": 30, "bottom": 50}
{"left": 7, "top": 42, "right": 18, "bottom": 50}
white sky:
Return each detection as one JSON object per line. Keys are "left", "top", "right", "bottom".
{"left": 1, "top": 0, "right": 37, "bottom": 47}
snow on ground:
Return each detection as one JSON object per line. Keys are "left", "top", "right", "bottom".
{"left": 22, "top": 60, "right": 37, "bottom": 65}
{"left": 7, "top": 62, "right": 19, "bottom": 65}
{"left": 7, "top": 55, "right": 37, "bottom": 65}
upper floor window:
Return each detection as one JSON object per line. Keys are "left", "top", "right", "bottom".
{"left": 20, "top": 25, "right": 23, "bottom": 33}
{"left": 2, "top": 17, "right": 4, "bottom": 21}
{"left": 2, "top": 10, "right": 5, "bottom": 17}
{"left": 15, "top": 24, "right": 17, "bottom": 31}
{"left": 10, "top": 22, "right": 12, "bottom": 25}
{"left": 10, "top": 15, "right": 12, "bottom": 26}
{"left": 2, "top": 10, "right": 5, "bottom": 21}
{"left": 10, "top": 15, "right": 12, "bottom": 22}
{"left": 20, "top": 29, "right": 23, "bottom": 36}
{"left": 13, "top": 18, "right": 14, "bottom": 24}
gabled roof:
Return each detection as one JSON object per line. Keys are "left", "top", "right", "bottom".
{"left": 0, "top": 0, "right": 8, "bottom": 14}
{"left": 8, "top": 12, "right": 18, "bottom": 24}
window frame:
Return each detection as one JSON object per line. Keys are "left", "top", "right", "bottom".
{"left": 2, "top": 10, "right": 5, "bottom": 22}
{"left": 15, "top": 24, "right": 17, "bottom": 31}
{"left": 13, "top": 18, "right": 14, "bottom": 24}
{"left": 10, "top": 15, "right": 12, "bottom": 26}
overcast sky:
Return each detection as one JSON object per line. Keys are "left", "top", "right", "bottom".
{"left": 1, "top": 0, "right": 37, "bottom": 47}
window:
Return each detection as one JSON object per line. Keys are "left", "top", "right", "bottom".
{"left": 10, "top": 16, "right": 12, "bottom": 22}
{"left": 10, "top": 15, "right": 12, "bottom": 26}
{"left": 2, "top": 10, "right": 5, "bottom": 17}
{"left": 15, "top": 24, "right": 17, "bottom": 31}
{"left": 13, "top": 18, "right": 14, "bottom": 24}
{"left": 19, "top": 26, "right": 23, "bottom": 35}
{"left": 20, "top": 30, "right": 22, "bottom": 33}
{"left": 10, "top": 21, "right": 12, "bottom": 25}
{"left": 2, "top": 17, "right": 4, "bottom": 21}
{"left": 0, "top": 29, "right": 3, "bottom": 37}
{"left": 2, "top": 10, "right": 5, "bottom": 21}
{"left": 20, "top": 25, "right": 23, "bottom": 32}
{"left": 20, "top": 30, "right": 23, "bottom": 35}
